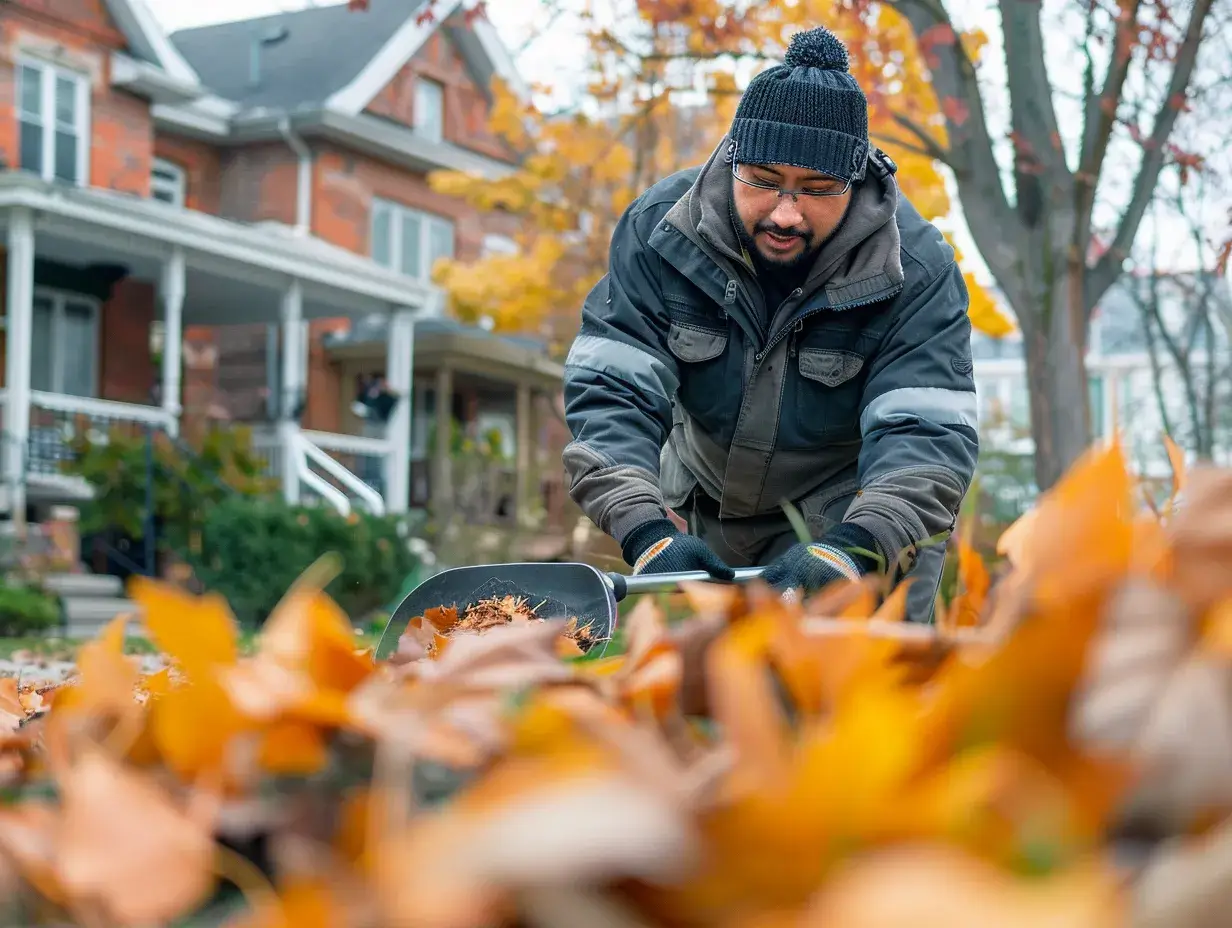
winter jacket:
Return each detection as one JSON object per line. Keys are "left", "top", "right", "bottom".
{"left": 561, "top": 136, "right": 979, "bottom": 586}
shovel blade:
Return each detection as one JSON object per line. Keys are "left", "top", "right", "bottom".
{"left": 374, "top": 561, "right": 618, "bottom": 661}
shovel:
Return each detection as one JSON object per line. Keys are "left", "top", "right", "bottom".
{"left": 373, "top": 562, "right": 765, "bottom": 661}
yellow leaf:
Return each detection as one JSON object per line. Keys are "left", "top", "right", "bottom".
{"left": 130, "top": 577, "right": 239, "bottom": 678}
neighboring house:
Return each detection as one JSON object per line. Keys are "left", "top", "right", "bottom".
{"left": 0, "top": 0, "right": 571, "bottom": 548}
{"left": 973, "top": 273, "right": 1232, "bottom": 492}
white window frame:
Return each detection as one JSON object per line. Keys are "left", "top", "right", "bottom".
{"left": 16, "top": 56, "right": 91, "bottom": 187}
{"left": 31, "top": 287, "right": 102, "bottom": 398}
{"left": 413, "top": 77, "right": 444, "bottom": 144}
{"left": 370, "top": 198, "right": 455, "bottom": 282}
{"left": 151, "top": 157, "right": 186, "bottom": 207}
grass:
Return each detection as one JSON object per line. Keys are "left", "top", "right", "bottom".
{"left": 0, "top": 628, "right": 381, "bottom": 663}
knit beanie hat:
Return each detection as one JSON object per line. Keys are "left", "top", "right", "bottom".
{"left": 729, "top": 27, "right": 870, "bottom": 184}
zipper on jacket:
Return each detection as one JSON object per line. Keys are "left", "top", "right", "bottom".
{"left": 751, "top": 284, "right": 904, "bottom": 368}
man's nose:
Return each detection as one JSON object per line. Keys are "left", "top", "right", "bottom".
{"left": 769, "top": 196, "right": 805, "bottom": 228}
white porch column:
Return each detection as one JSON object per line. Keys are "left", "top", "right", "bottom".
{"left": 160, "top": 246, "right": 186, "bottom": 437}
{"left": 4, "top": 208, "right": 34, "bottom": 529}
{"left": 383, "top": 308, "right": 414, "bottom": 514}
{"left": 514, "top": 381, "right": 532, "bottom": 525}
{"left": 279, "top": 280, "right": 304, "bottom": 505}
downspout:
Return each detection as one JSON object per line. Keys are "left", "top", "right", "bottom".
{"left": 278, "top": 116, "right": 313, "bottom": 237}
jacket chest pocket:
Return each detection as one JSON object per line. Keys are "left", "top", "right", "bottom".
{"left": 665, "top": 316, "right": 735, "bottom": 431}
{"left": 789, "top": 332, "right": 871, "bottom": 445}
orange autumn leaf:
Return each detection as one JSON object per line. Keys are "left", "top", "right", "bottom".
{"left": 54, "top": 745, "right": 216, "bottom": 924}
{"left": 130, "top": 577, "right": 239, "bottom": 678}
{"left": 949, "top": 538, "right": 991, "bottom": 628}
{"left": 259, "top": 719, "right": 329, "bottom": 775}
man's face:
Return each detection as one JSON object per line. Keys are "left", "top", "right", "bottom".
{"left": 731, "top": 162, "right": 853, "bottom": 270}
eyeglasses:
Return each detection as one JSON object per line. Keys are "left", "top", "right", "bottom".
{"left": 732, "top": 160, "right": 852, "bottom": 199}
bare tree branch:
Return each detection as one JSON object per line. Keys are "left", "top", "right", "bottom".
{"left": 999, "top": 0, "right": 1070, "bottom": 224}
{"left": 872, "top": 132, "right": 944, "bottom": 160}
{"left": 888, "top": 111, "right": 952, "bottom": 165}
{"left": 1075, "top": 0, "right": 1143, "bottom": 238}
{"left": 889, "top": 0, "right": 1019, "bottom": 291}
{"left": 1085, "top": 0, "right": 1216, "bottom": 314}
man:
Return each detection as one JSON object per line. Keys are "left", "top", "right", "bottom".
{"left": 561, "top": 26, "right": 979, "bottom": 619}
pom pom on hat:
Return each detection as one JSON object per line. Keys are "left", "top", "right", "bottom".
{"left": 783, "top": 27, "right": 850, "bottom": 72}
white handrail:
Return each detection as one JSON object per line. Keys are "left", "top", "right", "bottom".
{"left": 301, "top": 429, "right": 390, "bottom": 456}
{"left": 29, "top": 390, "right": 173, "bottom": 427}
{"left": 295, "top": 432, "right": 386, "bottom": 516}
{"left": 298, "top": 465, "right": 352, "bottom": 516}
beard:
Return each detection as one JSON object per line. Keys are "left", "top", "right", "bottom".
{"left": 733, "top": 210, "right": 821, "bottom": 278}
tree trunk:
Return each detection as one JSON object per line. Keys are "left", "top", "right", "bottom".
{"left": 1021, "top": 277, "right": 1092, "bottom": 490}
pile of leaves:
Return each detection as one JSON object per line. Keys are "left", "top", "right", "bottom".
{"left": 397, "top": 595, "right": 600, "bottom": 661}
{"left": 0, "top": 439, "right": 1230, "bottom": 926}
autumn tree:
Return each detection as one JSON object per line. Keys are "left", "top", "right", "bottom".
{"left": 419, "top": 0, "right": 1013, "bottom": 355}
{"left": 865, "top": 0, "right": 1232, "bottom": 489}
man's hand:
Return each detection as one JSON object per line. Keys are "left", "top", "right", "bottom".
{"left": 762, "top": 541, "right": 862, "bottom": 594}
{"left": 762, "top": 524, "right": 881, "bottom": 595}
{"left": 622, "top": 519, "right": 736, "bottom": 579}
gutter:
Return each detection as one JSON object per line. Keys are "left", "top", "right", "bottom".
{"left": 278, "top": 116, "right": 313, "bottom": 236}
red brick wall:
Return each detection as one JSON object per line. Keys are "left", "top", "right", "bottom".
{"left": 0, "top": 1, "right": 153, "bottom": 196}
{"left": 98, "top": 277, "right": 155, "bottom": 403}
{"left": 365, "top": 26, "right": 514, "bottom": 165}
{"left": 218, "top": 142, "right": 298, "bottom": 226}
{"left": 312, "top": 143, "right": 521, "bottom": 260}
{"left": 154, "top": 134, "right": 222, "bottom": 214}
{"left": 0, "top": 250, "right": 155, "bottom": 405}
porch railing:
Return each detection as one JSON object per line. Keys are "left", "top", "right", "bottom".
{"left": 26, "top": 391, "right": 174, "bottom": 477}
{"left": 252, "top": 426, "right": 387, "bottom": 518}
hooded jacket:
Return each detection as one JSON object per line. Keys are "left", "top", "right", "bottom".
{"left": 561, "top": 137, "right": 979, "bottom": 580}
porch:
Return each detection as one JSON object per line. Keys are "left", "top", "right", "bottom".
{"left": 322, "top": 316, "right": 573, "bottom": 539}
{"left": 0, "top": 170, "right": 437, "bottom": 526}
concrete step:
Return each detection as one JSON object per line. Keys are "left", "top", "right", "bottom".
{"left": 43, "top": 572, "right": 125, "bottom": 599}
{"left": 61, "top": 596, "right": 143, "bottom": 631}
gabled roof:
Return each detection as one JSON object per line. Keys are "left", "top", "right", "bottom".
{"left": 170, "top": 0, "right": 430, "bottom": 112}
{"left": 104, "top": 0, "right": 202, "bottom": 86}
{"left": 168, "top": 0, "right": 525, "bottom": 115}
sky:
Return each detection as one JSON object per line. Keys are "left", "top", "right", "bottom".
{"left": 141, "top": 0, "right": 1222, "bottom": 306}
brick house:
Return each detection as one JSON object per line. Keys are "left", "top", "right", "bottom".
{"left": 0, "top": 0, "right": 578, "bottom": 553}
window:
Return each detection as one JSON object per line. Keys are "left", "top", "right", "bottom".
{"left": 17, "top": 59, "right": 89, "bottom": 186}
{"left": 413, "top": 78, "right": 444, "bottom": 144}
{"left": 31, "top": 290, "right": 99, "bottom": 397}
{"left": 151, "top": 158, "right": 186, "bottom": 207}
{"left": 1088, "top": 374, "right": 1105, "bottom": 439}
{"left": 370, "top": 198, "right": 455, "bottom": 281}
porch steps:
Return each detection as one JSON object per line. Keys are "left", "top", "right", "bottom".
{"left": 41, "top": 573, "right": 145, "bottom": 640}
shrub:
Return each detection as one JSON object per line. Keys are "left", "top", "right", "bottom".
{"left": 65, "top": 426, "right": 276, "bottom": 550}
{"left": 185, "top": 495, "right": 423, "bottom": 628}
{"left": 0, "top": 583, "right": 60, "bottom": 636}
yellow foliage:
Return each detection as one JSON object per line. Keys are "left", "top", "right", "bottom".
{"left": 426, "top": 1, "right": 1002, "bottom": 343}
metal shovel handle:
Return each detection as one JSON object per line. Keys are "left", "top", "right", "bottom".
{"left": 605, "top": 566, "right": 764, "bottom": 602}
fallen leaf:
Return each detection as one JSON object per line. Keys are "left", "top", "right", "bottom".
{"left": 54, "top": 745, "right": 216, "bottom": 924}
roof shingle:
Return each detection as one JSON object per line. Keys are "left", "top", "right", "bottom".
{"left": 169, "top": 0, "right": 429, "bottom": 111}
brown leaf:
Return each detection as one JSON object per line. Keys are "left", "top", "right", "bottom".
{"left": 376, "top": 769, "right": 696, "bottom": 928}
{"left": 1132, "top": 817, "right": 1232, "bottom": 928}
{"left": 1169, "top": 466, "right": 1232, "bottom": 611}
{"left": 54, "top": 745, "right": 216, "bottom": 924}
{"left": 1071, "top": 578, "right": 1193, "bottom": 754}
